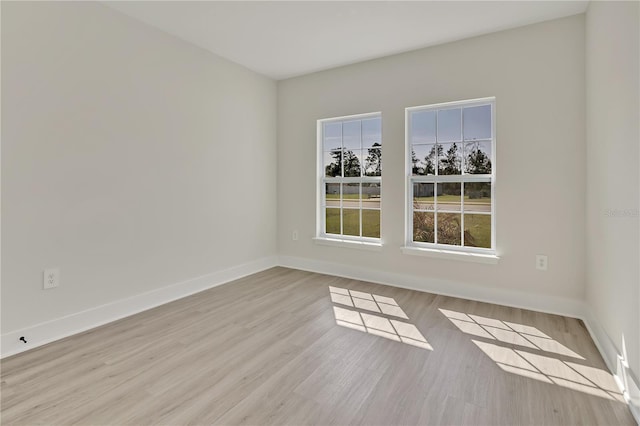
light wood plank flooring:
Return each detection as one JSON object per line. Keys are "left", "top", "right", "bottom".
{"left": 1, "top": 267, "right": 635, "bottom": 425}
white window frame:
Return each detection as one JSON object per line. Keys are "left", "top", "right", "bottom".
{"left": 404, "top": 97, "right": 496, "bottom": 258}
{"left": 316, "top": 112, "right": 382, "bottom": 248}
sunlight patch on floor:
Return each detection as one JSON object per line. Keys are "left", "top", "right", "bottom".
{"left": 330, "top": 287, "right": 431, "bottom": 350}
{"left": 438, "top": 308, "right": 625, "bottom": 403}
{"left": 330, "top": 286, "right": 409, "bottom": 319}
{"left": 439, "top": 308, "right": 583, "bottom": 359}
{"left": 473, "top": 340, "right": 624, "bottom": 402}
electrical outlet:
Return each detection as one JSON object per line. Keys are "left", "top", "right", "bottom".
{"left": 292, "top": 230, "right": 299, "bottom": 241}
{"left": 43, "top": 268, "right": 60, "bottom": 289}
{"left": 535, "top": 255, "right": 548, "bottom": 271}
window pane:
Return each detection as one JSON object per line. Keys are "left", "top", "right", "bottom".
{"left": 362, "top": 117, "right": 382, "bottom": 149}
{"left": 362, "top": 209, "right": 381, "bottom": 238}
{"left": 437, "top": 182, "right": 461, "bottom": 212}
{"left": 437, "top": 108, "right": 462, "bottom": 142}
{"left": 411, "top": 144, "right": 436, "bottom": 176}
{"left": 438, "top": 142, "right": 462, "bottom": 175}
{"left": 463, "top": 105, "right": 491, "bottom": 140}
{"left": 437, "top": 213, "right": 462, "bottom": 246}
{"left": 343, "top": 120, "right": 361, "bottom": 150}
{"left": 324, "top": 149, "right": 342, "bottom": 177}
{"left": 342, "top": 183, "right": 360, "bottom": 208}
{"left": 363, "top": 144, "right": 382, "bottom": 176}
{"left": 413, "top": 183, "right": 435, "bottom": 210}
{"left": 325, "top": 183, "right": 340, "bottom": 207}
{"left": 362, "top": 183, "right": 381, "bottom": 209}
{"left": 343, "top": 209, "right": 360, "bottom": 236}
{"left": 343, "top": 149, "right": 362, "bottom": 177}
{"left": 411, "top": 110, "right": 436, "bottom": 144}
{"left": 464, "top": 141, "right": 492, "bottom": 174}
{"left": 413, "top": 211, "right": 434, "bottom": 243}
{"left": 464, "top": 182, "right": 491, "bottom": 213}
{"left": 404, "top": 102, "right": 494, "bottom": 250}
{"left": 325, "top": 208, "right": 340, "bottom": 234}
{"left": 464, "top": 214, "right": 491, "bottom": 248}
{"left": 323, "top": 122, "right": 342, "bottom": 151}
{"left": 319, "top": 113, "right": 382, "bottom": 242}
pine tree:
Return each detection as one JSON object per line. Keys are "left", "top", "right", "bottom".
{"left": 365, "top": 143, "right": 382, "bottom": 176}
{"left": 343, "top": 150, "right": 362, "bottom": 177}
{"left": 441, "top": 143, "right": 461, "bottom": 175}
{"left": 411, "top": 149, "right": 423, "bottom": 175}
{"left": 466, "top": 145, "right": 491, "bottom": 174}
{"left": 326, "top": 149, "right": 362, "bottom": 177}
{"left": 325, "top": 150, "right": 342, "bottom": 177}
{"left": 424, "top": 145, "right": 441, "bottom": 175}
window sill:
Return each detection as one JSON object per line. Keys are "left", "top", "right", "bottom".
{"left": 401, "top": 246, "right": 499, "bottom": 264}
{"left": 313, "top": 237, "right": 383, "bottom": 252}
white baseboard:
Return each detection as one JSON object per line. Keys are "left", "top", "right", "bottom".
{"left": 278, "top": 255, "right": 585, "bottom": 319}
{"left": 1, "top": 256, "right": 278, "bottom": 359}
{"left": 582, "top": 307, "right": 640, "bottom": 424}
{"left": 279, "top": 254, "right": 639, "bottom": 424}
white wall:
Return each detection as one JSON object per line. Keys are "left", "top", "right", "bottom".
{"left": 278, "top": 16, "right": 586, "bottom": 303}
{"left": 585, "top": 0, "right": 640, "bottom": 413}
{"left": 1, "top": 2, "right": 277, "bottom": 334}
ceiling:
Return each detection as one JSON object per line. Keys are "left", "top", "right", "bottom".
{"left": 104, "top": 1, "right": 589, "bottom": 80}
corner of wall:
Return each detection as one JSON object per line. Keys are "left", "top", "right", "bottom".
{"left": 582, "top": 306, "right": 640, "bottom": 423}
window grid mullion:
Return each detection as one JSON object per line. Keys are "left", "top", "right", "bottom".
{"left": 460, "top": 104, "right": 465, "bottom": 175}
{"left": 435, "top": 110, "right": 439, "bottom": 178}
{"left": 461, "top": 182, "right": 465, "bottom": 246}
{"left": 325, "top": 176, "right": 381, "bottom": 183}
{"left": 322, "top": 177, "right": 326, "bottom": 234}
{"left": 460, "top": 104, "right": 465, "bottom": 245}
{"left": 359, "top": 180, "right": 363, "bottom": 237}
{"left": 340, "top": 182, "right": 343, "bottom": 236}
{"left": 411, "top": 175, "right": 491, "bottom": 183}
{"left": 360, "top": 121, "right": 363, "bottom": 237}
{"left": 434, "top": 182, "right": 438, "bottom": 244}
{"left": 341, "top": 122, "right": 345, "bottom": 179}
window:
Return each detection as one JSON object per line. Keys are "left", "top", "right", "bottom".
{"left": 406, "top": 98, "right": 495, "bottom": 254}
{"left": 318, "top": 113, "right": 382, "bottom": 244}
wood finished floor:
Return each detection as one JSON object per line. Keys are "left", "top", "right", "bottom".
{"left": 1, "top": 267, "right": 635, "bottom": 425}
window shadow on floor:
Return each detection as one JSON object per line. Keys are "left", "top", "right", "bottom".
{"left": 329, "top": 286, "right": 432, "bottom": 350}
{"left": 439, "top": 308, "right": 625, "bottom": 403}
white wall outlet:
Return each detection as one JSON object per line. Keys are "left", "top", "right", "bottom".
{"left": 536, "top": 255, "right": 548, "bottom": 271}
{"left": 43, "top": 268, "right": 60, "bottom": 289}
{"left": 292, "top": 230, "right": 299, "bottom": 241}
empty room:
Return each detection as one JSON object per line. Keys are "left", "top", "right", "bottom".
{"left": 1, "top": 1, "right": 638, "bottom": 425}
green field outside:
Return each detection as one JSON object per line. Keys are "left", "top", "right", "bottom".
{"left": 412, "top": 211, "right": 491, "bottom": 248}
{"left": 325, "top": 208, "right": 380, "bottom": 238}
{"left": 464, "top": 214, "right": 491, "bottom": 248}
{"left": 326, "top": 194, "right": 379, "bottom": 200}
{"left": 326, "top": 208, "right": 488, "bottom": 247}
